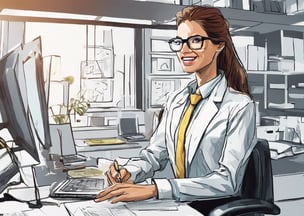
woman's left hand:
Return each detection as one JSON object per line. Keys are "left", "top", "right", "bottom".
{"left": 95, "top": 183, "right": 158, "bottom": 203}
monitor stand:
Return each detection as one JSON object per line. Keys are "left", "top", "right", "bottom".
{"left": 3, "top": 165, "right": 42, "bottom": 208}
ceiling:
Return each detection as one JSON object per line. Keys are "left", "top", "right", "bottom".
{"left": 0, "top": 0, "right": 303, "bottom": 33}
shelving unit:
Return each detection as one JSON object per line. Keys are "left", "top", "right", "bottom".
{"left": 248, "top": 71, "right": 304, "bottom": 116}
{"left": 143, "top": 28, "right": 193, "bottom": 108}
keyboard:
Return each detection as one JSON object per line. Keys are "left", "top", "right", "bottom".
{"left": 62, "top": 154, "right": 87, "bottom": 164}
{"left": 61, "top": 178, "right": 104, "bottom": 192}
{"left": 50, "top": 177, "right": 105, "bottom": 199}
{"left": 122, "top": 134, "right": 146, "bottom": 141}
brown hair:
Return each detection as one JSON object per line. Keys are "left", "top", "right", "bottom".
{"left": 176, "top": 5, "right": 251, "bottom": 97}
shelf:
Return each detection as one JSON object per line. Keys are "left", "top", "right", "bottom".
{"left": 148, "top": 73, "right": 192, "bottom": 77}
{"left": 149, "top": 51, "right": 176, "bottom": 56}
{"left": 268, "top": 108, "right": 304, "bottom": 116}
{"left": 248, "top": 71, "right": 304, "bottom": 75}
{"left": 150, "top": 36, "right": 172, "bottom": 40}
{"left": 269, "top": 83, "right": 286, "bottom": 89}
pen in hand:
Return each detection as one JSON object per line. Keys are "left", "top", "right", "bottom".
{"left": 113, "top": 159, "right": 122, "bottom": 183}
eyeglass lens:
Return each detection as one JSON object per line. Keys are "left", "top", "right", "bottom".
{"left": 169, "top": 36, "right": 205, "bottom": 52}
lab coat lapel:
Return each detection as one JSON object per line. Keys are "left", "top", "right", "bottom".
{"left": 169, "top": 81, "right": 196, "bottom": 144}
{"left": 168, "top": 80, "right": 196, "bottom": 169}
{"left": 186, "top": 76, "right": 228, "bottom": 166}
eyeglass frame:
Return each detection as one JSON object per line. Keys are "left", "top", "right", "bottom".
{"left": 168, "top": 35, "right": 221, "bottom": 52}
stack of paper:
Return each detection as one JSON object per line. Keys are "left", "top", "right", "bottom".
{"left": 269, "top": 140, "right": 304, "bottom": 160}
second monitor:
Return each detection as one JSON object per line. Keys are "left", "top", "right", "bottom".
{"left": 118, "top": 117, "right": 146, "bottom": 141}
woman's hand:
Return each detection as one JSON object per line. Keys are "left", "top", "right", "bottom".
{"left": 95, "top": 183, "right": 158, "bottom": 203}
{"left": 106, "top": 164, "right": 132, "bottom": 185}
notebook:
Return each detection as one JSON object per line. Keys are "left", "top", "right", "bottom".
{"left": 50, "top": 177, "right": 104, "bottom": 199}
{"left": 118, "top": 117, "right": 146, "bottom": 141}
{"left": 49, "top": 123, "right": 87, "bottom": 165}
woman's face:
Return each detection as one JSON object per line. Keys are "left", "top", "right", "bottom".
{"left": 176, "top": 20, "right": 221, "bottom": 74}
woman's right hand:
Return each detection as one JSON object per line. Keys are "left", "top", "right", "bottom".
{"left": 106, "top": 164, "right": 132, "bottom": 185}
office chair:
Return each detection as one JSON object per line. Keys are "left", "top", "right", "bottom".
{"left": 208, "top": 139, "right": 281, "bottom": 216}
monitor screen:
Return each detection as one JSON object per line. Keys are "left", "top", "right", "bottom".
{"left": 18, "top": 36, "right": 51, "bottom": 149}
{"left": 0, "top": 49, "right": 40, "bottom": 162}
{"left": 119, "top": 117, "right": 139, "bottom": 135}
{"left": 21, "top": 51, "right": 51, "bottom": 149}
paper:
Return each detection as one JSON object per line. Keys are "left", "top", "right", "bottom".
{"left": 269, "top": 141, "right": 304, "bottom": 160}
{"left": 64, "top": 200, "right": 135, "bottom": 216}
{"left": 85, "top": 138, "right": 126, "bottom": 146}
{"left": 75, "top": 206, "right": 135, "bottom": 216}
{"left": 269, "top": 141, "right": 291, "bottom": 154}
{"left": 126, "top": 199, "right": 179, "bottom": 211}
{"left": 68, "top": 167, "right": 104, "bottom": 178}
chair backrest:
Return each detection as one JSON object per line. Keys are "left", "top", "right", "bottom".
{"left": 241, "top": 139, "right": 274, "bottom": 202}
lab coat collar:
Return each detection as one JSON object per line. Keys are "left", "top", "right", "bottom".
{"left": 186, "top": 74, "right": 228, "bottom": 168}
{"left": 174, "top": 70, "right": 225, "bottom": 106}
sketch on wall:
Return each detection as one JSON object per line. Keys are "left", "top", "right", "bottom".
{"left": 82, "top": 79, "right": 114, "bottom": 103}
{"left": 80, "top": 29, "right": 116, "bottom": 106}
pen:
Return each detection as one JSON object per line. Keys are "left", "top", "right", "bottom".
{"left": 113, "top": 159, "right": 122, "bottom": 183}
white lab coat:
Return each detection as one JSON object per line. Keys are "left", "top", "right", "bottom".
{"left": 125, "top": 74, "right": 257, "bottom": 202}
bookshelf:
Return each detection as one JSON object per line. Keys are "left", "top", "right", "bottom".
{"left": 248, "top": 71, "right": 304, "bottom": 116}
{"left": 137, "top": 2, "right": 304, "bottom": 113}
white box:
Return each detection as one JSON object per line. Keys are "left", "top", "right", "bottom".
{"left": 247, "top": 45, "right": 258, "bottom": 70}
{"left": 294, "top": 38, "right": 304, "bottom": 71}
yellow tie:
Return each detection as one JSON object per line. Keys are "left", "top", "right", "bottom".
{"left": 176, "top": 93, "right": 202, "bottom": 178}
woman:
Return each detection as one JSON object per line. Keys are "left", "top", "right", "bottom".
{"left": 95, "top": 5, "right": 257, "bottom": 214}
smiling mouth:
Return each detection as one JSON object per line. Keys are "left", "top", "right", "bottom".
{"left": 182, "top": 56, "right": 197, "bottom": 62}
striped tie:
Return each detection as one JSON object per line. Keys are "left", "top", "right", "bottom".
{"left": 176, "top": 93, "right": 202, "bottom": 178}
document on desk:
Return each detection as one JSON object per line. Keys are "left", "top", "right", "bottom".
{"left": 269, "top": 140, "right": 304, "bottom": 160}
{"left": 126, "top": 199, "right": 179, "bottom": 211}
{"left": 64, "top": 200, "right": 135, "bottom": 216}
{"left": 64, "top": 199, "right": 181, "bottom": 216}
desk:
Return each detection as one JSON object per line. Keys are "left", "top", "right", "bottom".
{"left": 271, "top": 153, "right": 304, "bottom": 201}
{"left": 75, "top": 139, "right": 149, "bottom": 159}
{"left": 0, "top": 186, "right": 203, "bottom": 216}
{"left": 271, "top": 153, "right": 304, "bottom": 215}
{"left": 0, "top": 154, "right": 202, "bottom": 216}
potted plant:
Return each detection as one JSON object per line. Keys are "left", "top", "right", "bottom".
{"left": 50, "top": 76, "right": 90, "bottom": 124}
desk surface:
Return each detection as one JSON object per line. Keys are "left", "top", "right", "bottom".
{"left": 0, "top": 191, "right": 203, "bottom": 216}
{"left": 0, "top": 181, "right": 202, "bottom": 216}
{"left": 272, "top": 152, "right": 304, "bottom": 176}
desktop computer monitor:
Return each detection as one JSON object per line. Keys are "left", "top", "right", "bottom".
{"left": 0, "top": 47, "right": 40, "bottom": 162}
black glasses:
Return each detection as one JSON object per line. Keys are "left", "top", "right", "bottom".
{"left": 168, "top": 35, "right": 215, "bottom": 52}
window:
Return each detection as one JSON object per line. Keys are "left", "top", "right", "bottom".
{"left": 25, "top": 23, "right": 136, "bottom": 109}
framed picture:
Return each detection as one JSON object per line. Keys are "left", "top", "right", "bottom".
{"left": 157, "top": 58, "right": 173, "bottom": 71}
{"left": 152, "top": 57, "right": 175, "bottom": 74}
{"left": 81, "top": 79, "right": 114, "bottom": 103}
{"left": 150, "top": 78, "right": 176, "bottom": 107}
{"left": 81, "top": 59, "right": 114, "bottom": 79}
